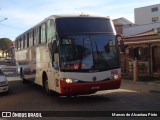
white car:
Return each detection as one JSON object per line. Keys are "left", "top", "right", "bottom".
{"left": 0, "top": 69, "right": 9, "bottom": 93}
{"left": 4, "top": 58, "right": 11, "bottom": 63}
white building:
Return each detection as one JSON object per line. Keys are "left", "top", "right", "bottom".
{"left": 112, "top": 17, "right": 134, "bottom": 34}
{"left": 135, "top": 4, "right": 160, "bottom": 25}
{"left": 122, "top": 4, "right": 160, "bottom": 36}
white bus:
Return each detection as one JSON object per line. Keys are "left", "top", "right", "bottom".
{"left": 15, "top": 14, "right": 122, "bottom": 95}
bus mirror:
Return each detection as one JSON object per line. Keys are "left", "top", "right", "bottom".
{"left": 52, "top": 41, "right": 58, "bottom": 53}
{"left": 53, "top": 61, "right": 59, "bottom": 70}
{"left": 116, "top": 34, "right": 125, "bottom": 53}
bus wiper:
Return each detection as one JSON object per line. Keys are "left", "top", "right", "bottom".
{"left": 95, "top": 41, "right": 100, "bottom": 62}
{"left": 78, "top": 38, "right": 85, "bottom": 69}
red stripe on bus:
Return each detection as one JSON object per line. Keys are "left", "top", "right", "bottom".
{"left": 60, "top": 79, "right": 121, "bottom": 95}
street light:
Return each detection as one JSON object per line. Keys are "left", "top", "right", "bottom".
{"left": 0, "top": 18, "right": 8, "bottom": 22}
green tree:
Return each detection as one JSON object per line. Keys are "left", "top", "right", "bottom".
{"left": 0, "top": 38, "right": 12, "bottom": 57}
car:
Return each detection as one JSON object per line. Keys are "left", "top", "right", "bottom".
{"left": 0, "top": 68, "right": 9, "bottom": 93}
{"left": 4, "top": 58, "right": 11, "bottom": 63}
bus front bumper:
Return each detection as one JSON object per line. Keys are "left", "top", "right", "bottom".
{"left": 60, "top": 79, "right": 121, "bottom": 95}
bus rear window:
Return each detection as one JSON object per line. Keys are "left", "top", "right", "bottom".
{"left": 56, "top": 17, "right": 115, "bottom": 35}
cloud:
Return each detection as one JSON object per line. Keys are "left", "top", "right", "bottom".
{"left": 2, "top": 0, "right": 108, "bottom": 26}
{"left": 1, "top": 0, "right": 160, "bottom": 40}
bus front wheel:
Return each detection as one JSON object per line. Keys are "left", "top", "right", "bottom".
{"left": 20, "top": 69, "right": 27, "bottom": 84}
{"left": 43, "top": 74, "right": 52, "bottom": 95}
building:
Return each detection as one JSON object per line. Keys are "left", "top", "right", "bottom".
{"left": 112, "top": 17, "right": 134, "bottom": 34}
{"left": 121, "top": 4, "right": 160, "bottom": 36}
{"left": 135, "top": 4, "right": 160, "bottom": 25}
{"left": 121, "top": 28, "right": 160, "bottom": 78}
{"left": 113, "top": 4, "right": 160, "bottom": 79}
{"left": 123, "top": 22, "right": 160, "bottom": 36}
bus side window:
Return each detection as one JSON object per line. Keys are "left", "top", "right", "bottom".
{"left": 19, "top": 37, "right": 22, "bottom": 49}
{"left": 41, "top": 23, "right": 46, "bottom": 44}
{"left": 23, "top": 35, "right": 25, "bottom": 49}
{"left": 29, "top": 31, "right": 33, "bottom": 47}
{"left": 47, "top": 19, "right": 55, "bottom": 42}
{"left": 27, "top": 33, "right": 29, "bottom": 47}
{"left": 21, "top": 37, "right": 23, "bottom": 49}
{"left": 34, "top": 28, "right": 39, "bottom": 45}
{"left": 33, "top": 30, "right": 34, "bottom": 46}
{"left": 25, "top": 34, "right": 27, "bottom": 48}
{"left": 39, "top": 26, "right": 41, "bottom": 44}
{"left": 48, "top": 40, "right": 58, "bottom": 66}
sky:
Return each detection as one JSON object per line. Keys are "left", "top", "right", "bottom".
{"left": 0, "top": 0, "right": 160, "bottom": 41}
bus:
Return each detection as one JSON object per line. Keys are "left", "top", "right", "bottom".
{"left": 15, "top": 14, "right": 123, "bottom": 95}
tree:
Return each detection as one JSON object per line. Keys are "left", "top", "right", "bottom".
{"left": 0, "top": 38, "right": 12, "bottom": 57}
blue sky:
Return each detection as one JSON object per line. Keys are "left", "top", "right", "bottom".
{"left": 0, "top": 0, "right": 160, "bottom": 41}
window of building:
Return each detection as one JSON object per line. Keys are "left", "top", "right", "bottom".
{"left": 152, "top": 17, "right": 159, "bottom": 22}
{"left": 129, "top": 47, "right": 149, "bottom": 61}
{"left": 151, "top": 7, "right": 158, "bottom": 12}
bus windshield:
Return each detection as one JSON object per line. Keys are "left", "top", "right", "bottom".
{"left": 59, "top": 35, "right": 120, "bottom": 72}
{"left": 55, "top": 17, "right": 114, "bottom": 35}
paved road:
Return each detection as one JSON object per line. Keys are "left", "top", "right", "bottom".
{"left": 0, "top": 59, "right": 160, "bottom": 120}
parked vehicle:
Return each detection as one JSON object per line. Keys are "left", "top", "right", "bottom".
{"left": 0, "top": 68, "right": 9, "bottom": 93}
{"left": 4, "top": 58, "right": 11, "bottom": 63}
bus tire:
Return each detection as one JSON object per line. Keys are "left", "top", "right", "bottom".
{"left": 20, "top": 68, "right": 27, "bottom": 84}
{"left": 43, "top": 73, "right": 52, "bottom": 95}
{"left": 22, "top": 76, "right": 27, "bottom": 84}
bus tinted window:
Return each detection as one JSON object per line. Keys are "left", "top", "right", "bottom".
{"left": 47, "top": 20, "right": 55, "bottom": 42}
{"left": 29, "top": 31, "right": 33, "bottom": 46}
{"left": 34, "top": 28, "right": 39, "bottom": 45}
{"left": 39, "top": 27, "right": 41, "bottom": 44}
{"left": 56, "top": 17, "right": 115, "bottom": 35}
{"left": 20, "top": 37, "right": 23, "bottom": 49}
{"left": 25, "top": 34, "right": 27, "bottom": 48}
{"left": 27, "top": 33, "right": 29, "bottom": 47}
{"left": 41, "top": 24, "right": 46, "bottom": 44}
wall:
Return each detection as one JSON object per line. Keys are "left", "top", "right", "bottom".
{"left": 135, "top": 4, "right": 160, "bottom": 25}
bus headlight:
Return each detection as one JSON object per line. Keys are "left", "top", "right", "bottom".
{"left": 62, "top": 78, "right": 79, "bottom": 83}
{"left": 113, "top": 74, "right": 120, "bottom": 80}
{"left": 61, "top": 78, "right": 79, "bottom": 83}
{"left": 65, "top": 78, "right": 73, "bottom": 83}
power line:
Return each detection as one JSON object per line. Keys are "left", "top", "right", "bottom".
{"left": 0, "top": 23, "right": 26, "bottom": 30}
{"left": 0, "top": 18, "right": 8, "bottom": 22}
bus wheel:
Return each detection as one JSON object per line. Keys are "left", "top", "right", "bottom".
{"left": 20, "top": 69, "right": 27, "bottom": 84}
{"left": 43, "top": 79, "right": 52, "bottom": 95}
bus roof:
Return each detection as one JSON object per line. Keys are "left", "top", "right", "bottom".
{"left": 47, "top": 14, "right": 110, "bottom": 19}
{"left": 15, "top": 14, "right": 111, "bottom": 40}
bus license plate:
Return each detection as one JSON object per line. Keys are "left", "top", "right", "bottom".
{"left": 91, "top": 86, "right": 100, "bottom": 90}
